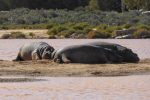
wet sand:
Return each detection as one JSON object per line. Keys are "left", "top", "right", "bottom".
{"left": 0, "top": 59, "right": 150, "bottom": 77}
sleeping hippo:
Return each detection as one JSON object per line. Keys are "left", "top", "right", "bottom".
{"left": 13, "top": 42, "right": 54, "bottom": 61}
{"left": 87, "top": 41, "right": 140, "bottom": 63}
{"left": 51, "top": 45, "right": 122, "bottom": 64}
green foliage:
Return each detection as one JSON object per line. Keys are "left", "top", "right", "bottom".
{"left": 123, "top": 24, "right": 132, "bottom": 29}
{"left": 134, "top": 24, "right": 150, "bottom": 30}
{"left": 29, "top": 32, "right": 35, "bottom": 38}
{"left": 133, "top": 29, "right": 150, "bottom": 38}
{"left": 0, "top": 8, "right": 150, "bottom": 27}
{"left": 87, "top": 30, "right": 111, "bottom": 39}
{"left": 47, "top": 22, "right": 92, "bottom": 38}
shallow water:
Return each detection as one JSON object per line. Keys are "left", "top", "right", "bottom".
{"left": 0, "top": 39, "right": 150, "bottom": 60}
{"left": 0, "top": 75, "right": 150, "bottom": 100}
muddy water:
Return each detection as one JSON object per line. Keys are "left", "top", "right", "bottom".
{"left": 0, "top": 39, "right": 150, "bottom": 100}
{"left": 0, "top": 39, "right": 150, "bottom": 60}
{"left": 0, "top": 75, "right": 150, "bottom": 100}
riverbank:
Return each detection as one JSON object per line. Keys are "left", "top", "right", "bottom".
{"left": 0, "top": 25, "right": 150, "bottom": 39}
{"left": 0, "top": 59, "right": 150, "bottom": 77}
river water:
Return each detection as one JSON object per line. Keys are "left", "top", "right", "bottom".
{"left": 0, "top": 75, "right": 150, "bottom": 100}
{"left": 0, "top": 39, "right": 150, "bottom": 100}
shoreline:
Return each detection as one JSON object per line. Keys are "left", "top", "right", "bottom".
{"left": 0, "top": 59, "right": 150, "bottom": 77}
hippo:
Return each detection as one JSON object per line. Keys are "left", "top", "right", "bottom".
{"left": 87, "top": 41, "right": 140, "bottom": 63}
{"left": 13, "top": 42, "right": 54, "bottom": 61}
{"left": 52, "top": 45, "right": 122, "bottom": 64}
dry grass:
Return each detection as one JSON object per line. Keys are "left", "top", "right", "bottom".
{"left": 0, "top": 59, "right": 150, "bottom": 77}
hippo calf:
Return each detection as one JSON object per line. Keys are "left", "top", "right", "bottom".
{"left": 14, "top": 42, "right": 54, "bottom": 61}
{"left": 87, "top": 41, "right": 140, "bottom": 63}
{"left": 52, "top": 45, "right": 122, "bottom": 64}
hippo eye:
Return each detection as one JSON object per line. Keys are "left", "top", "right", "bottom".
{"left": 51, "top": 49, "right": 54, "bottom": 52}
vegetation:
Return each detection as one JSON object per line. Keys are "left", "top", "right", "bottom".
{"left": 0, "top": 8, "right": 149, "bottom": 27}
{"left": 45, "top": 23, "right": 150, "bottom": 39}
{"left": 1, "top": 32, "right": 26, "bottom": 39}
{"left": 0, "top": 8, "right": 149, "bottom": 39}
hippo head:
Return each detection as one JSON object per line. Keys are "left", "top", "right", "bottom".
{"left": 120, "top": 48, "right": 140, "bottom": 63}
{"left": 42, "top": 47, "right": 55, "bottom": 59}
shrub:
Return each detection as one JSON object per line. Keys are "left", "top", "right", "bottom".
{"left": 0, "top": 8, "right": 150, "bottom": 26}
{"left": 48, "top": 35, "right": 57, "bottom": 39}
{"left": 11, "top": 32, "right": 26, "bottom": 39}
{"left": 1, "top": 26, "right": 9, "bottom": 30}
{"left": 59, "top": 29, "right": 75, "bottom": 38}
{"left": 29, "top": 32, "right": 35, "bottom": 38}
{"left": 133, "top": 29, "right": 150, "bottom": 38}
{"left": 123, "top": 24, "right": 132, "bottom": 29}
{"left": 87, "top": 30, "right": 111, "bottom": 39}
{"left": 72, "top": 23, "right": 90, "bottom": 30}
{"left": 1, "top": 34, "right": 11, "bottom": 39}
{"left": 134, "top": 25, "right": 150, "bottom": 30}
{"left": 97, "top": 24, "right": 108, "bottom": 30}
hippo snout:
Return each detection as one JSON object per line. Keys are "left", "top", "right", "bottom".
{"left": 123, "top": 53, "right": 140, "bottom": 63}
{"left": 42, "top": 51, "right": 52, "bottom": 59}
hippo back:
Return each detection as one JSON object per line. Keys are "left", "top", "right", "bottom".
{"left": 87, "top": 41, "right": 140, "bottom": 63}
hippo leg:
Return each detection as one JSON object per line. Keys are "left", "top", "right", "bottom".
{"left": 62, "top": 54, "right": 71, "bottom": 63}
{"left": 13, "top": 52, "right": 24, "bottom": 61}
{"left": 54, "top": 58, "right": 61, "bottom": 63}
{"left": 53, "top": 55, "right": 62, "bottom": 63}
{"left": 32, "top": 50, "right": 40, "bottom": 60}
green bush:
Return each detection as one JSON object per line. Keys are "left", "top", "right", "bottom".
{"left": 59, "top": 29, "right": 75, "bottom": 38}
{"left": 72, "top": 23, "right": 90, "bottom": 30}
{"left": 29, "top": 32, "right": 35, "bottom": 38}
{"left": 134, "top": 25, "right": 150, "bottom": 30}
{"left": 123, "top": 24, "right": 132, "bottom": 29}
{"left": 97, "top": 24, "right": 109, "bottom": 30}
{"left": 87, "top": 30, "right": 111, "bottom": 39}
{"left": 1, "top": 8, "right": 149, "bottom": 28}
{"left": 133, "top": 29, "right": 150, "bottom": 38}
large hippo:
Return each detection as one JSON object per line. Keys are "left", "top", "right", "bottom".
{"left": 87, "top": 41, "right": 140, "bottom": 63}
{"left": 14, "top": 42, "right": 54, "bottom": 61}
{"left": 52, "top": 45, "right": 122, "bottom": 64}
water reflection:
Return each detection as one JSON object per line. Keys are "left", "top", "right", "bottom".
{"left": 0, "top": 75, "right": 150, "bottom": 100}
